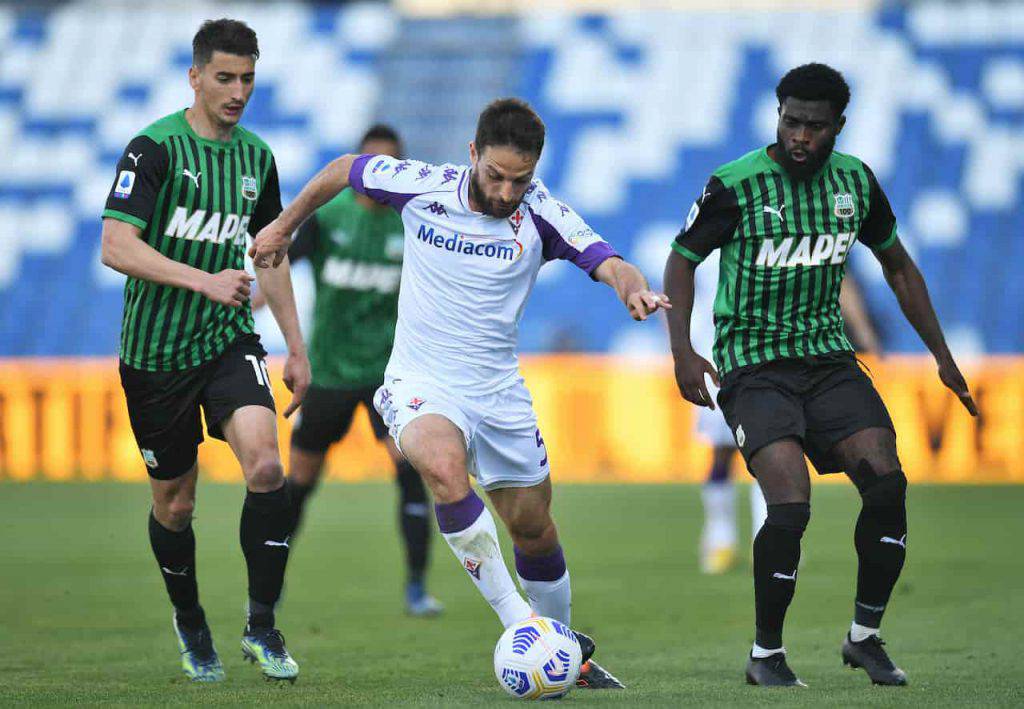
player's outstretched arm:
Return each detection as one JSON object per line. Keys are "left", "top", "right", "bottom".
{"left": 101, "top": 218, "right": 253, "bottom": 307}
{"left": 874, "top": 239, "right": 977, "bottom": 416}
{"left": 663, "top": 249, "right": 719, "bottom": 409}
{"left": 250, "top": 153, "right": 358, "bottom": 268}
{"left": 592, "top": 257, "right": 671, "bottom": 322}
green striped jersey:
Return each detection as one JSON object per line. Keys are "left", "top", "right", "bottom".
{"left": 289, "top": 189, "right": 404, "bottom": 389}
{"left": 673, "top": 146, "right": 898, "bottom": 376}
{"left": 102, "top": 110, "right": 281, "bottom": 371}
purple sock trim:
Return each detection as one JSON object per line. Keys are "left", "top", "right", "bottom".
{"left": 514, "top": 545, "right": 567, "bottom": 582}
{"left": 434, "top": 491, "right": 484, "bottom": 534}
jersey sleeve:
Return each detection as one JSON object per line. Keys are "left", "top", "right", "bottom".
{"left": 101, "top": 135, "right": 170, "bottom": 231}
{"left": 526, "top": 181, "right": 619, "bottom": 279}
{"left": 348, "top": 153, "right": 452, "bottom": 212}
{"left": 248, "top": 156, "right": 283, "bottom": 237}
{"left": 288, "top": 215, "right": 320, "bottom": 263}
{"left": 671, "top": 176, "right": 740, "bottom": 263}
{"left": 858, "top": 165, "right": 898, "bottom": 251}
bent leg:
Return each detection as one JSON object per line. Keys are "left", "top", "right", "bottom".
{"left": 287, "top": 444, "right": 325, "bottom": 538}
{"left": 489, "top": 479, "right": 571, "bottom": 626}
{"left": 402, "top": 414, "right": 531, "bottom": 627}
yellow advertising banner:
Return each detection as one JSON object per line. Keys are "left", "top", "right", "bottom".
{"left": 0, "top": 356, "right": 1016, "bottom": 483}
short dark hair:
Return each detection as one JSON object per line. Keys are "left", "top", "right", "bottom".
{"left": 776, "top": 63, "right": 851, "bottom": 118}
{"left": 360, "top": 123, "right": 403, "bottom": 155}
{"left": 474, "top": 98, "right": 545, "bottom": 158}
{"left": 192, "top": 19, "right": 259, "bottom": 68}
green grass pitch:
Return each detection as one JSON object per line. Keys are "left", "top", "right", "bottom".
{"left": 0, "top": 481, "right": 1021, "bottom": 706}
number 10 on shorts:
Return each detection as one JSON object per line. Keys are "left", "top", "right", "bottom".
{"left": 245, "top": 354, "right": 272, "bottom": 389}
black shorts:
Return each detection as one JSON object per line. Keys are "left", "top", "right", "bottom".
{"left": 119, "top": 334, "right": 276, "bottom": 480}
{"left": 717, "top": 352, "right": 895, "bottom": 475}
{"left": 290, "top": 384, "right": 389, "bottom": 454}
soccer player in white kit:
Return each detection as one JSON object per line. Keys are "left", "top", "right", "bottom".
{"left": 251, "top": 99, "right": 669, "bottom": 689}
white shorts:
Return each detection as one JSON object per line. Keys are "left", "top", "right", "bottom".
{"left": 374, "top": 375, "right": 550, "bottom": 491}
{"left": 697, "top": 380, "right": 737, "bottom": 448}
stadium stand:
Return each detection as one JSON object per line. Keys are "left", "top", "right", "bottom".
{"left": 1, "top": 1, "right": 1022, "bottom": 357}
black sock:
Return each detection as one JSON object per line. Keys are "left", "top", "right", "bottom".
{"left": 148, "top": 510, "right": 204, "bottom": 628}
{"left": 239, "top": 484, "right": 295, "bottom": 628}
{"left": 853, "top": 471, "right": 908, "bottom": 628}
{"left": 286, "top": 476, "right": 317, "bottom": 539}
{"left": 396, "top": 460, "right": 430, "bottom": 585}
{"left": 753, "top": 502, "right": 810, "bottom": 650}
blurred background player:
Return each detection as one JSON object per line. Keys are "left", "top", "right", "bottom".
{"left": 695, "top": 268, "right": 881, "bottom": 575}
{"left": 250, "top": 97, "right": 671, "bottom": 690}
{"left": 665, "top": 64, "right": 976, "bottom": 688}
{"left": 253, "top": 124, "right": 442, "bottom": 617}
{"left": 99, "top": 19, "right": 309, "bottom": 683}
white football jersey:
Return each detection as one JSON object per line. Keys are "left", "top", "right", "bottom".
{"left": 350, "top": 154, "right": 619, "bottom": 394}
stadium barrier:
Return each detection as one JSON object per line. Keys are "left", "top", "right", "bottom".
{"left": 0, "top": 355, "right": 1018, "bottom": 483}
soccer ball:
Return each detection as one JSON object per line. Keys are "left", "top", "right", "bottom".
{"left": 493, "top": 616, "right": 582, "bottom": 700}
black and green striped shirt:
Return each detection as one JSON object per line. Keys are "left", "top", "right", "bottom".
{"left": 673, "top": 146, "right": 898, "bottom": 376}
{"left": 102, "top": 109, "right": 281, "bottom": 371}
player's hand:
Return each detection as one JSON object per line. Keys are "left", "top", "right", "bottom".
{"left": 937, "top": 355, "right": 978, "bottom": 417}
{"left": 626, "top": 290, "right": 672, "bottom": 321}
{"left": 281, "top": 350, "right": 311, "bottom": 418}
{"left": 200, "top": 269, "right": 254, "bottom": 307}
{"left": 673, "top": 351, "right": 719, "bottom": 409}
{"left": 249, "top": 219, "right": 291, "bottom": 269}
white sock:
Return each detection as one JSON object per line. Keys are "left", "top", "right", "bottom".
{"left": 441, "top": 506, "right": 532, "bottom": 628}
{"left": 701, "top": 481, "right": 737, "bottom": 551}
{"left": 750, "top": 483, "right": 768, "bottom": 539}
{"left": 850, "top": 622, "right": 879, "bottom": 643}
{"left": 751, "top": 643, "right": 785, "bottom": 658}
{"left": 518, "top": 571, "right": 571, "bottom": 626}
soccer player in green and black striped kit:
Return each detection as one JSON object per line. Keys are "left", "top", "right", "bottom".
{"left": 100, "top": 19, "right": 308, "bottom": 683}
{"left": 664, "top": 64, "right": 978, "bottom": 688}
{"left": 256, "top": 125, "right": 442, "bottom": 616}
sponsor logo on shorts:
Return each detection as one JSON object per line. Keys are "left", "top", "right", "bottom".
{"left": 735, "top": 425, "right": 746, "bottom": 447}
{"left": 464, "top": 557, "right": 482, "bottom": 580}
{"left": 407, "top": 396, "right": 426, "bottom": 411}
{"left": 141, "top": 448, "right": 158, "bottom": 469}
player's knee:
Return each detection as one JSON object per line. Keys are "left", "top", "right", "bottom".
{"left": 858, "top": 469, "right": 907, "bottom": 508}
{"left": 157, "top": 497, "right": 194, "bottom": 528}
{"left": 245, "top": 454, "right": 285, "bottom": 492}
{"left": 506, "top": 511, "right": 556, "bottom": 547}
{"left": 765, "top": 501, "right": 811, "bottom": 533}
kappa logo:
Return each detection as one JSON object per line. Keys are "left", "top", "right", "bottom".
{"left": 241, "top": 175, "right": 258, "bottom": 201}
{"left": 463, "top": 557, "right": 482, "bottom": 580}
{"left": 182, "top": 169, "right": 201, "bottom": 189}
{"left": 834, "top": 193, "right": 856, "bottom": 219}
{"left": 556, "top": 202, "right": 571, "bottom": 217}
{"left": 735, "top": 425, "right": 746, "bottom": 447}
{"left": 407, "top": 397, "right": 426, "bottom": 411}
{"left": 140, "top": 448, "right": 158, "bottom": 469}
{"left": 763, "top": 204, "right": 786, "bottom": 222}
{"left": 127, "top": 152, "right": 142, "bottom": 166}
{"left": 426, "top": 201, "right": 448, "bottom": 217}
{"left": 441, "top": 167, "right": 458, "bottom": 184}
{"left": 417, "top": 165, "right": 432, "bottom": 180}
{"left": 508, "top": 209, "right": 524, "bottom": 234}
{"left": 393, "top": 160, "right": 411, "bottom": 176}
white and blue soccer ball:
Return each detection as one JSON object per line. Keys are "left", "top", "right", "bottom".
{"left": 493, "top": 616, "right": 583, "bottom": 700}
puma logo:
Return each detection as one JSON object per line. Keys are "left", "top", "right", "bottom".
{"left": 772, "top": 570, "right": 797, "bottom": 581}
{"left": 264, "top": 537, "right": 290, "bottom": 548}
{"left": 127, "top": 152, "right": 142, "bottom": 166}
{"left": 182, "top": 169, "right": 201, "bottom": 189}
{"left": 161, "top": 566, "right": 189, "bottom": 577}
{"left": 763, "top": 204, "right": 786, "bottom": 222}
{"left": 880, "top": 534, "right": 906, "bottom": 549}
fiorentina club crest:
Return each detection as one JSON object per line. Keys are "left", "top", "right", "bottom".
{"left": 464, "top": 557, "right": 482, "bottom": 580}
{"left": 407, "top": 397, "right": 426, "bottom": 411}
{"left": 834, "top": 193, "right": 855, "bottom": 219}
{"left": 508, "top": 209, "right": 524, "bottom": 235}
{"left": 241, "top": 175, "right": 258, "bottom": 201}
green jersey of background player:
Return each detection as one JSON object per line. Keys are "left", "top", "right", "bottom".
{"left": 100, "top": 19, "right": 309, "bottom": 683}
{"left": 664, "top": 63, "right": 977, "bottom": 689}
{"left": 255, "top": 125, "right": 442, "bottom": 617}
